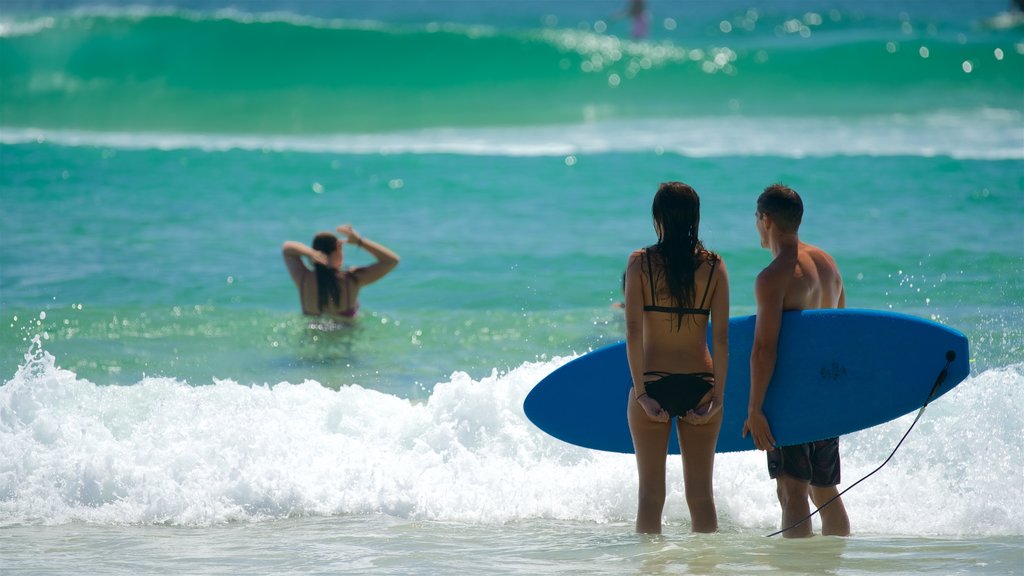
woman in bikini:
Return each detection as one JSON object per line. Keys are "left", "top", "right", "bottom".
{"left": 282, "top": 224, "right": 399, "bottom": 319}
{"left": 624, "top": 182, "right": 729, "bottom": 534}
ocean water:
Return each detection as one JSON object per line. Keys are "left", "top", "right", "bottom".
{"left": 1, "top": 0, "right": 1022, "bottom": 574}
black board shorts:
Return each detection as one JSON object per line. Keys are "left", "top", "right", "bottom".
{"left": 767, "top": 437, "right": 841, "bottom": 487}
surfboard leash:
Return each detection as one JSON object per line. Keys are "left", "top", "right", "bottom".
{"left": 766, "top": 350, "right": 955, "bottom": 538}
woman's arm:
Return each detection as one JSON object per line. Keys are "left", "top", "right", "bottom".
{"left": 337, "top": 225, "right": 400, "bottom": 286}
{"left": 282, "top": 241, "right": 324, "bottom": 287}
{"left": 709, "top": 258, "right": 730, "bottom": 410}
{"left": 624, "top": 250, "right": 667, "bottom": 422}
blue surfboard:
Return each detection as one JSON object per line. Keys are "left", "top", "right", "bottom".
{"left": 523, "top": 309, "right": 970, "bottom": 453}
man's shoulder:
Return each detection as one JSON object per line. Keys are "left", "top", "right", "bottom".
{"left": 758, "top": 254, "right": 792, "bottom": 278}
{"left": 801, "top": 243, "right": 845, "bottom": 302}
{"left": 755, "top": 260, "right": 789, "bottom": 294}
{"left": 801, "top": 242, "right": 838, "bottom": 265}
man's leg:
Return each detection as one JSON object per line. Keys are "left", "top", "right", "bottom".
{"left": 810, "top": 485, "right": 850, "bottom": 536}
{"left": 768, "top": 444, "right": 815, "bottom": 538}
{"left": 776, "top": 474, "right": 813, "bottom": 538}
{"left": 809, "top": 438, "right": 849, "bottom": 536}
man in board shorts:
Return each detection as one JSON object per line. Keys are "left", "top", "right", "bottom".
{"left": 768, "top": 437, "right": 841, "bottom": 488}
{"left": 742, "top": 184, "right": 851, "bottom": 538}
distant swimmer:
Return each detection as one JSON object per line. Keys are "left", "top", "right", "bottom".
{"left": 619, "top": 0, "right": 650, "bottom": 39}
{"left": 282, "top": 224, "right": 399, "bottom": 319}
{"left": 983, "top": 0, "right": 1024, "bottom": 28}
{"left": 612, "top": 272, "right": 626, "bottom": 309}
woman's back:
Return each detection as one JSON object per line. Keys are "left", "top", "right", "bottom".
{"left": 633, "top": 249, "right": 720, "bottom": 373}
{"left": 282, "top": 224, "right": 400, "bottom": 320}
{"left": 297, "top": 269, "right": 359, "bottom": 317}
{"left": 624, "top": 181, "right": 729, "bottom": 535}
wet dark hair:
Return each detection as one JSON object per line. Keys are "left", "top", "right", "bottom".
{"left": 311, "top": 232, "right": 341, "bottom": 313}
{"left": 757, "top": 183, "right": 803, "bottom": 232}
{"left": 650, "top": 181, "right": 716, "bottom": 328}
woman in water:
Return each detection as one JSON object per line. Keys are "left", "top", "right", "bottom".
{"left": 282, "top": 224, "right": 399, "bottom": 318}
{"left": 624, "top": 182, "right": 729, "bottom": 533}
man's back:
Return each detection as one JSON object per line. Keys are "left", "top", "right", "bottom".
{"left": 762, "top": 241, "right": 845, "bottom": 312}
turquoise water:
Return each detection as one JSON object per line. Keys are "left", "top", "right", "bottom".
{"left": 1, "top": 1, "right": 1021, "bottom": 130}
{"left": 2, "top": 1, "right": 1022, "bottom": 574}
{"left": 3, "top": 148, "right": 1020, "bottom": 391}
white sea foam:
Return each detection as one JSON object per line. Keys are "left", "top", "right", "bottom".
{"left": 0, "top": 16, "right": 56, "bottom": 37}
{"left": 0, "top": 5, "right": 475, "bottom": 38}
{"left": 2, "top": 111, "right": 1019, "bottom": 159}
{"left": 1, "top": 339, "right": 1021, "bottom": 534}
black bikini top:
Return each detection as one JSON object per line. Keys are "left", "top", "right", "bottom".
{"left": 642, "top": 249, "right": 717, "bottom": 316}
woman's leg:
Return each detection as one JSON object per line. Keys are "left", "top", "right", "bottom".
{"left": 628, "top": 391, "right": 670, "bottom": 533}
{"left": 678, "top": 406, "right": 722, "bottom": 533}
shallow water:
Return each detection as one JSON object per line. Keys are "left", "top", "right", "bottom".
{"left": 3, "top": 518, "right": 1022, "bottom": 576}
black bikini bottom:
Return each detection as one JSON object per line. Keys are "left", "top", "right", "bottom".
{"left": 643, "top": 371, "right": 714, "bottom": 417}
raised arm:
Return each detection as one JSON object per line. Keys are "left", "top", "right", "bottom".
{"left": 336, "top": 225, "right": 400, "bottom": 286}
{"left": 282, "top": 240, "right": 325, "bottom": 287}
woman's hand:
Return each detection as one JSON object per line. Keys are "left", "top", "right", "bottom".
{"left": 638, "top": 395, "right": 669, "bottom": 423}
{"left": 336, "top": 224, "right": 362, "bottom": 246}
{"left": 307, "top": 248, "right": 328, "bottom": 266}
{"left": 680, "top": 400, "right": 722, "bottom": 426}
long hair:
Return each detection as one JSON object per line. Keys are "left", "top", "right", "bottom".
{"left": 311, "top": 232, "right": 341, "bottom": 313}
{"left": 650, "top": 182, "right": 715, "bottom": 328}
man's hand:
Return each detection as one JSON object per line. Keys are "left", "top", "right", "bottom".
{"left": 742, "top": 409, "right": 776, "bottom": 450}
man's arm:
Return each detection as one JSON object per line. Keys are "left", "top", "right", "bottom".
{"left": 742, "top": 270, "right": 784, "bottom": 450}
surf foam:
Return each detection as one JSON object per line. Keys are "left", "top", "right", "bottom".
{"left": 2, "top": 110, "right": 1020, "bottom": 160}
{"left": 1, "top": 338, "right": 1021, "bottom": 535}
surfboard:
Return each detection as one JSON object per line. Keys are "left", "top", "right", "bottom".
{"left": 523, "top": 309, "right": 970, "bottom": 454}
